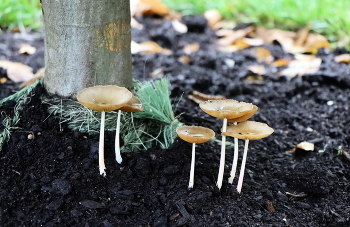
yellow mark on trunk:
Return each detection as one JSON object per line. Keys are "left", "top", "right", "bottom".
{"left": 95, "top": 20, "right": 131, "bottom": 52}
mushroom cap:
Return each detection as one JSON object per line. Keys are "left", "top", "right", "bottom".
{"left": 176, "top": 126, "right": 215, "bottom": 144}
{"left": 199, "top": 100, "right": 254, "bottom": 120}
{"left": 77, "top": 85, "right": 132, "bottom": 112}
{"left": 227, "top": 105, "right": 258, "bottom": 123}
{"left": 222, "top": 121, "right": 274, "bottom": 140}
{"left": 120, "top": 95, "right": 144, "bottom": 112}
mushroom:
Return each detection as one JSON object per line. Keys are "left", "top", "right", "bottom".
{"left": 77, "top": 85, "right": 132, "bottom": 176}
{"left": 199, "top": 100, "right": 254, "bottom": 189}
{"left": 226, "top": 105, "right": 258, "bottom": 184}
{"left": 176, "top": 126, "right": 215, "bottom": 188}
{"left": 222, "top": 121, "right": 274, "bottom": 193}
{"left": 115, "top": 95, "right": 143, "bottom": 164}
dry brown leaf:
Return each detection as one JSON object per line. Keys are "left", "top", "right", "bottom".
{"left": 131, "top": 41, "right": 171, "bottom": 55}
{"left": 178, "top": 56, "right": 191, "bottom": 65}
{"left": 212, "top": 20, "right": 236, "bottom": 30}
{"left": 172, "top": 20, "right": 188, "bottom": 33}
{"left": 294, "top": 24, "right": 312, "bottom": 47}
{"left": 242, "top": 38, "right": 264, "bottom": 47}
{"left": 279, "top": 57, "right": 321, "bottom": 77}
{"left": 204, "top": 9, "right": 222, "bottom": 29}
{"left": 188, "top": 90, "right": 226, "bottom": 104}
{"left": 19, "top": 67, "right": 45, "bottom": 89}
{"left": 19, "top": 43, "right": 36, "bottom": 55}
{"left": 334, "top": 54, "right": 350, "bottom": 63}
{"left": 255, "top": 27, "right": 296, "bottom": 53}
{"left": 304, "top": 34, "right": 330, "bottom": 53}
{"left": 216, "top": 26, "right": 254, "bottom": 46}
{"left": 131, "top": 0, "right": 170, "bottom": 17}
{"left": 183, "top": 43, "right": 200, "bottom": 54}
{"left": 272, "top": 59, "right": 291, "bottom": 67}
{"left": 253, "top": 47, "right": 274, "bottom": 64}
{"left": 149, "top": 68, "right": 164, "bottom": 78}
{"left": 0, "top": 77, "right": 6, "bottom": 84}
{"left": 0, "top": 60, "right": 35, "bottom": 82}
{"left": 248, "top": 65, "right": 266, "bottom": 75}
{"left": 245, "top": 74, "right": 264, "bottom": 84}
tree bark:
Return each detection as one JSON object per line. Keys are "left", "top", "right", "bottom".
{"left": 42, "top": 0, "right": 133, "bottom": 98}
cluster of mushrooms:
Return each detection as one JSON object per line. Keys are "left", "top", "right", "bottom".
{"left": 176, "top": 100, "right": 274, "bottom": 193}
{"left": 77, "top": 85, "right": 143, "bottom": 176}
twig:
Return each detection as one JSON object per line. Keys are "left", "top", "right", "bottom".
{"left": 285, "top": 192, "right": 308, "bottom": 198}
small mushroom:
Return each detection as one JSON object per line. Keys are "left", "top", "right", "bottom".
{"left": 77, "top": 85, "right": 132, "bottom": 176}
{"left": 115, "top": 95, "right": 143, "bottom": 164}
{"left": 200, "top": 100, "right": 254, "bottom": 189}
{"left": 227, "top": 105, "right": 258, "bottom": 184}
{"left": 222, "top": 121, "right": 274, "bottom": 193}
{"left": 176, "top": 126, "right": 215, "bottom": 188}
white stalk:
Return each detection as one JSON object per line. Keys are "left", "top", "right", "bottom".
{"left": 99, "top": 111, "right": 106, "bottom": 176}
{"left": 188, "top": 143, "right": 196, "bottom": 188}
{"left": 237, "top": 139, "right": 250, "bottom": 193}
{"left": 228, "top": 122, "right": 239, "bottom": 184}
{"left": 217, "top": 118, "right": 227, "bottom": 189}
{"left": 115, "top": 109, "right": 122, "bottom": 164}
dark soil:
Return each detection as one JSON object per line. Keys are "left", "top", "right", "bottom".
{"left": 1, "top": 16, "right": 350, "bottom": 227}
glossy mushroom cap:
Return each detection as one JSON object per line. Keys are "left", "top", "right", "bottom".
{"left": 176, "top": 126, "right": 215, "bottom": 144}
{"left": 222, "top": 121, "right": 274, "bottom": 140}
{"left": 199, "top": 100, "right": 254, "bottom": 120}
{"left": 227, "top": 105, "right": 258, "bottom": 123}
{"left": 77, "top": 85, "right": 132, "bottom": 112}
{"left": 120, "top": 95, "right": 144, "bottom": 112}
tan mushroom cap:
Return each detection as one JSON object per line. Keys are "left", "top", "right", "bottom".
{"left": 176, "top": 126, "right": 215, "bottom": 144}
{"left": 199, "top": 100, "right": 254, "bottom": 120}
{"left": 227, "top": 105, "right": 258, "bottom": 123}
{"left": 77, "top": 85, "right": 132, "bottom": 112}
{"left": 222, "top": 121, "right": 274, "bottom": 140}
{"left": 120, "top": 95, "right": 144, "bottom": 112}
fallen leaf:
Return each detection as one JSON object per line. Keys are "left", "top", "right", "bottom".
{"left": 216, "top": 26, "right": 254, "bottom": 46}
{"left": 294, "top": 54, "right": 316, "bottom": 61}
{"left": 212, "top": 20, "right": 236, "bottom": 30}
{"left": 188, "top": 90, "right": 226, "bottom": 104}
{"left": 253, "top": 47, "right": 274, "bottom": 64}
{"left": 131, "top": 17, "right": 143, "bottom": 29}
{"left": 172, "top": 20, "right": 188, "bottom": 33}
{"left": 178, "top": 56, "right": 191, "bottom": 65}
{"left": 183, "top": 43, "right": 199, "bottom": 54}
{"left": 279, "top": 58, "right": 321, "bottom": 77}
{"left": 255, "top": 27, "right": 296, "bottom": 52}
{"left": 0, "top": 77, "right": 6, "bottom": 84}
{"left": 294, "top": 24, "right": 312, "bottom": 47}
{"left": 334, "top": 54, "right": 350, "bottom": 63}
{"left": 204, "top": 9, "right": 222, "bottom": 29}
{"left": 18, "top": 43, "right": 36, "bottom": 55}
{"left": 245, "top": 74, "right": 264, "bottom": 84}
{"left": 131, "top": 0, "right": 170, "bottom": 17}
{"left": 20, "top": 67, "right": 45, "bottom": 89}
{"left": 242, "top": 38, "right": 264, "bottom": 47}
{"left": 272, "top": 59, "right": 291, "bottom": 67}
{"left": 304, "top": 34, "right": 330, "bottom": 53}
{"left": 131, "top": 41, "right": 171, "bottom": 55}
{"left": 149, "top": 68, "right": 164, "bottom": 78}
{"left": 248, "top": 65, "right": 266, "bottom": 75}
{"left": 0, "top": 60, "right": 35, "bottom": 82}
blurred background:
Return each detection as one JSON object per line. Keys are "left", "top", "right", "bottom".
{"left": 0, "top": 0, "right": 349, "bottom": 48}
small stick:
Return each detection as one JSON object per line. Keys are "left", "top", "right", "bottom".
{"left": 285, "top": 192, "right": 308, "bottom": 198}
{"left": 237, "top": 139, "right": 249, "bottom": 193}
{"left": 115, "top": 109, "right": 122, "bottom": 164}
{"left": 188, "top": 143, "right": 196, "bottom": 188}
{"left": 99, "top": 111, "right": 106, "bottom": 176}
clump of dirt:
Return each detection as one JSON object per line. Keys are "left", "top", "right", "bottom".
{"left": 0, "top": 15, "right": 350, "bottom": 226}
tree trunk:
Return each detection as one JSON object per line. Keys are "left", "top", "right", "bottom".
{"left": 42, "top": 0, "right": 132, "bottom": 98}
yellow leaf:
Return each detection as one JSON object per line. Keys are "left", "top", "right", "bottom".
{"left": 272, "top": 59, "right": 290, "bottom": 67}
{"left": 253, "top": 47, "right": 274, "bottom": 64}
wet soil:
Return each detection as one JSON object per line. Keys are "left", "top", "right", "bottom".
{"left": 1, "top": 16, "right": 350, "bottom": 227}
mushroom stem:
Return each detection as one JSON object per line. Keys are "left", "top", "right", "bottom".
{"left": 189, "top": 143, "right": 196, "bottom": 188}
{"left": 115, "top": 109, "right": 122, "bottom": 164}
{"left": 99, "top": 111, "right": 106, "bottom": 176}
{"left": 237, "top": 139, "right": 250, "bottom": 193}
{"left": 228, "top": 122, "right": 239, "bottom": 184}
{"left": 217, "top": 118, "right": 227, "bottom": 189}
